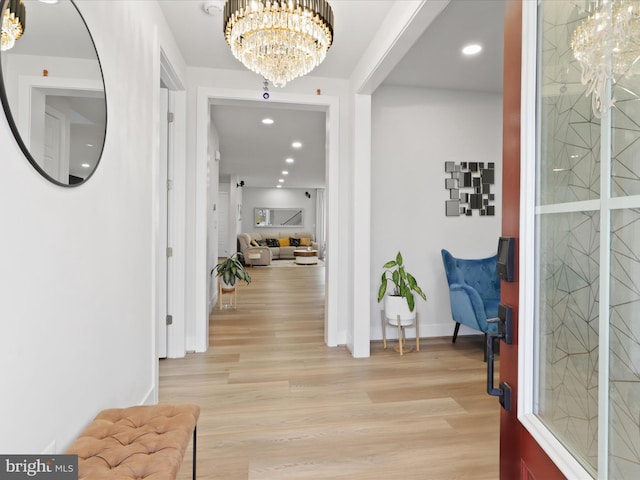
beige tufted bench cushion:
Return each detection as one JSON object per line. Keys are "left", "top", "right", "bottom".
{"left": 65, "top": 403, "right": 200, "bottom": 480}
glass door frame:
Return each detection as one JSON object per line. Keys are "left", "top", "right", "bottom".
{"left": 518, "top": 2, "right": 614, "bottom": 479}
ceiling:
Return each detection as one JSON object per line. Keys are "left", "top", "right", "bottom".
{"left": 159, "top": 0, "right": 506, "bottom": 189}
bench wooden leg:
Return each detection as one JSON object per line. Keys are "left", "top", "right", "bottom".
{"left": 193, "top": 426, "right": 197, "bottom": 480}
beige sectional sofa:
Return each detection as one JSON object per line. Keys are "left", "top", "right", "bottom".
{"left": 237, "top": 231, "right": 317, "bottom": 265}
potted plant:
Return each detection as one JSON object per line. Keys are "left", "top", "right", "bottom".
{"left": 212, "top": 253, "right": 252, "bottom": 289}
{"left": 377, "top": 251, "right": 426, "bottom": 321}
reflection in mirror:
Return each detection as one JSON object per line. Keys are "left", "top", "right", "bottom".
{"left": 0, "top": 0, "right": 106, "bottom": 186}
{"left": 255, "top": 208, "right": 304, "bottom": 227}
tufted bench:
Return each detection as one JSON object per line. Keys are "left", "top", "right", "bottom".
{"left": 65, "top": 403, "right": 200, "bottom": 480}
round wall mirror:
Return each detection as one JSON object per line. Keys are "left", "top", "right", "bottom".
{"left": 0, "top": 0, "right": 106, "bottom": 186}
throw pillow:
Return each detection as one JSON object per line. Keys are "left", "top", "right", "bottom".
{"left": 299, "top": 237, "right": 311, "bottom": 246}
{"left": 250, "top": 239, "right": 259, "bottom": 247}
{"left": 257, "top": 239, "right": 267, "bottom": 246}
{"left": 266, "top": 238, "right": 279, "bottom": 247}
{"left": 289, "top": 237, "right": 300, "bottom": 247}
{"left": 278, "top": 237, "right": 290, "bottom": 247}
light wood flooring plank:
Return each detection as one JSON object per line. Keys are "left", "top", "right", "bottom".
{"left": 159, "top": 263, "right": 500, "bottom": 479}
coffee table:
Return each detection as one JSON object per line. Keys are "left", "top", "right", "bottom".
{"left": 293, "top": 249, "right": 318, "bottom": 265}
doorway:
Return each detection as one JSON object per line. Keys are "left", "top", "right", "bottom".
{"left": 193, "top": 89, "right": 340, "bottom": 353}
{"left": 156, "top": 51, "right": 187, "bottom": 361}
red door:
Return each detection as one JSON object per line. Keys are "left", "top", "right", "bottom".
{"left": 500, "top": 2, "right": 566, "bottom": 478}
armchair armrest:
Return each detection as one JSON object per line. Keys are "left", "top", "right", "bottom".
{"left": 449, "top": 283, "right": 492, "bottom": 333}
{"left": 242, "top": 246, "right": 272, "bottom": 265}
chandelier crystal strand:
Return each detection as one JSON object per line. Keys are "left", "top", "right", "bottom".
{"left": 224, "top": 0, "right": 334, "bottom": 87}
{"left": 571, "top": 0, "right": 640, "bottom": 118}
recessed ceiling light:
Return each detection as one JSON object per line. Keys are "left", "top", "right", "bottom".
{"left": 462, "top": 44, "right": 482, "bottom": 56}
{"left": 262, "top": 118, "right": 274, "bottom": 125}
{"left": 81, "top": 163, "right": 91, "bottom": 168}
{"left": 278, "top": 179, "right": 284, "bottom": 183}
{"left": 85, "top": 143, "right": 94, "bottom": 147}
{"left": 292, "top": 141, "right": 302, "bottom": 148}
{"left": 286, "top": 158, "right": 294, "bottom": 164}
{"left": 38, "top": 0, "right": 59, "bottom": 4}
{"left": 277, "top": 185, "right": 282, "bottom": 189}
{"left": 282, "top": 170, "right": 289, "bottom": 175}
{"left": 552, "top": 168, "right": 568, "bottom": 172}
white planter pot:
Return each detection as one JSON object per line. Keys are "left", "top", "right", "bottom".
{"left": 220, "top": 279, "right": 236, "bottom": 291}
{"left": 384, "top": 295, "right": 416, "bottom": 326}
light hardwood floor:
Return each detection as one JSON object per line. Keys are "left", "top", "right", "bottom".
{"left": 160, "top": 263, "right": 500, "bottom": 480}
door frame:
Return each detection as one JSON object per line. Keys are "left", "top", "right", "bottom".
{"left": 157, "top": 50, "right": 187, "bottom": 360}
{"left": 193, "top": 88, "right": 340, "bottom": 353}
{"left": 43, "top": 104, "right": 68, "bottom": 183}
{"left": 501, "top": 1, "right": 567, "bottom": 478}
{"left": 157, "top": 86, "right": 169, "bottom": 359}
{"left": 510, "top": 1, "right": 597, "bottom": 478}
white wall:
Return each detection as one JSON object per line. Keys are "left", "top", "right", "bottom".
{"left": 0, "top": 0, "right": 186, "bottom": 453}
{"left": 240, "top": 187, "right": 317, "bottom": 235}
{"left": 371, "top": 86, "right": 503, "bottom": 340}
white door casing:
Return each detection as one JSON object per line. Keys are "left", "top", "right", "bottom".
{"left": 157, "top": 87, "right": 169, "bottom": 359}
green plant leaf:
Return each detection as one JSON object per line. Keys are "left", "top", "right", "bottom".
{"left": 378, "top": 272, "right": 387, "bottom": 302}
{"left": 406, "top": 291, "right": 415, "bottom": 311}
{"left": 398, "top": 266, "right": 407, "bottom": 281}
{"left": 413, "top": 284, "right": 426, "bottom": 301}
{"left": 396, "top": 251, "right": 403, "bottom": 265}
{"left": 383, "top": 260, "right": 397, "bottom": 269}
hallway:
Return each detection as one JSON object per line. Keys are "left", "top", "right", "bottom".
{"left": 159, "top": 264, "right": 499, "bottom": 479}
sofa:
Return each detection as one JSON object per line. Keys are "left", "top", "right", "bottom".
{"left": 237, "top": 231, "right": 317, "bottom": 264}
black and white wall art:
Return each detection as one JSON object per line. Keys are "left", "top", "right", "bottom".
{"left": 444, "top": 161, "right": 496, "bottom": 216}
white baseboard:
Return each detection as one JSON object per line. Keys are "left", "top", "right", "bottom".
{"left": 372, "top": 321, "right": 484, "bottom": 341}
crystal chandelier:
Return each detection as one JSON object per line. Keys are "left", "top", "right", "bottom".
{"left": 1, "top": 0, "right": 26, "bottom": 52}
{"left": 223, "top": 0, "right": 334, "bottom": 87}
{"left": 571, "top": 0, "right": 640, "bottom": 117}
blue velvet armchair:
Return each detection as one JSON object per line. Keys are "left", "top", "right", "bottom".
{"left": 441, "top": 249, "right": 501, "bottom": 354}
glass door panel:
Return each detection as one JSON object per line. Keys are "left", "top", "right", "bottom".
{"left": 533, "top": 1, "right": 640, "bottom": 478}
{"left": 609, "top": 208, "right": 640, "bottom": 477}
{"left": 536, "top": 211, "right": 600, "bottom": 476}
{"left": 610, "top": 33, "right": 640, "bottom": 197}
{"left": 537, "top": 1, "right": 600, "bottom": 207}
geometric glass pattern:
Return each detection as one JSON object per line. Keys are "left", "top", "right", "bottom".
{"left": 536, "top": 1, "right": 640, "bottom": 477}
{"left": 609, "top": 209, "right": 640, "bottom": 478}
{"left": 536, "top": 211, "right": 600, "bottom": 476}
{"left": 612, "top": 77, "right": 640, "bottom": 197}
{"left": 538, "top": 2, "right": 600, "bottom": 206}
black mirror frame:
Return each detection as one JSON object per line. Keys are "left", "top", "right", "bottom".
{"left": 0, "top": 0, "right": 107, "bottom": 187}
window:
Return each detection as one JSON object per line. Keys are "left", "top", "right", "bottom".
{"left": 521, "top": 2, "right": 640, "bottom": 478}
